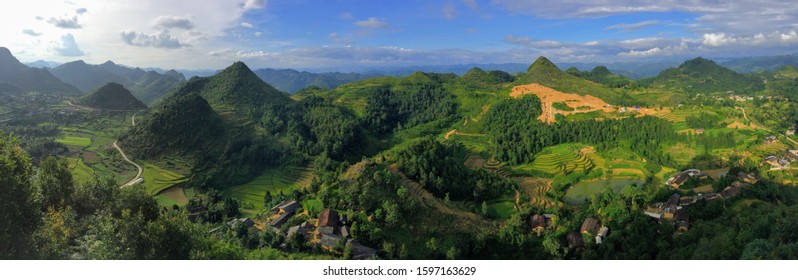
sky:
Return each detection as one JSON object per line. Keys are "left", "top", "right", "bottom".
{"left": 2, "top": 0, "right": 798, "bottom": 70}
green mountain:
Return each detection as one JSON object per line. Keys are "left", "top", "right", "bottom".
{"left": 119, "top": 91, "right": 224, "bottom": 160}
{"left": 520, "top": 56, "right": 625, "bottom": 104}
{"left": 173, "top": 62, "right": 291, "bottom": 121}
{"left": 0, "top": 47, "right": 80, "bottom": 95}
{"left": 640, "top": 57, "right": 765, "bottom": 94}
{"left": 49, "top": 60, "right": 185, "bottom": 105}
{"left": 565, "top": 66, "right": 634, "bottom": 88}
{"left": 119, "top": 62, "right": 294, "bottom": 187}
{"left": 127, "top": 70, "right": 186, "bottom": 105}
{"left": 77, "top": 82, "right": 146, "bottom": 110}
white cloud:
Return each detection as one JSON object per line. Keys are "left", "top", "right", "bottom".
{"left": 254, "top": 31, "right": 262, "bottom": 37}
{"left": 355, "top": 17, "right": 389, "bottom": 29}
{"left": 47, "top": 15, "right": 82, "bottom": 29}
{"left": 702, "top": 33, "right": 737, "bottom": 47}
{"left": 240, "top": 22, "right": 254, "bottom": 28}
{"left": 153, "top": 16, "right": 195, "bottom": 30}
{"left": 121, "top": 30, "right": 188, "bottom": 49}
{"left": 618, "top": 41, "right": 689, "bottom": 57}
{"left": 22, "top": 29, "right": 42, "bottom": 37}
{"left": 606, "top": 20, "right": 659, "bottom": 32}
{"left": 242, "top": 0, "right": 266, "bottom": 11}
{"left": 75, "top": 8, "right": 87, "bottom": 15}
{"left": 50, "top": 33, "right": 84, "bottom": 56}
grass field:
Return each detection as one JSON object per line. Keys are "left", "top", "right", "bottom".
{"left": 141, "top": 163, "right": 188, "bottom": 195}
{"left": 65, "top": 157, "right": 95, "bottom": 183}
{"left": 564, "top": 178, "right": 642, "bottom": 205}
{"left": 224, "top": 165, "right": 314, "bottom": 216}
{"left": 485, "top": 198, "right": 515, "bottom": 219}
{"left": 56, "top": 136, "right": 91, "bottom": 148}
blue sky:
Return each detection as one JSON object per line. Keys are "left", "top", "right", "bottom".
{"left": 2, "top": 0, "right": 798, "bottom": 70}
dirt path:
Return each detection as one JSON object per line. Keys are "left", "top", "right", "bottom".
{"left": 739, "top": 107, "right": 798, "bottom": 146}
{"left": 114, "top": 140, "right": 143, "bottom": 187}
{"left": 444, "top": 129, "right": 485, "bottom": 140}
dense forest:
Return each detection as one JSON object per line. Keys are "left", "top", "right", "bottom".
{"left": 482, "top": 95, "right": 676, "bottom": 167}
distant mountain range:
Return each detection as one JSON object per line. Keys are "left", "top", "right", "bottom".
{"left": 0, "top": 47, "right": 80, "bottom": 96}
{"left": 49, "top": 60, "right": 185, "bottom": 105}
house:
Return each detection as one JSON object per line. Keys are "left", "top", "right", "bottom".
{"left": 695, "top": 128, "right": 705, "bottom": 135}
{"left": 566, "top": 232, "right": 585, "bottom": 249}
{"left": 738, "top": 172, "right": 759, "bottom": 184}
{"left": 675, "top": 207, "right": 690, "bottom": 232}
{"left": 719, "top": 185, "right": 743, "bottom": 199}
{"left": 346, "top": 240, "right": 378, "bottom": 260}
{"left": 779, "top": 159, "right": 791, "bottom": 168}
{"left": 228, "top": 217, "right": 256, "bottom": 229}
{"left": 317, "top": 209, "right": 339, "bottom": 228}
{"left": 287, "top": 222, "right": 314, "bottom": 238}
{"left": 666, "top": 193, "right": 681, "bottom": 208}
{"left": 668, "top": 172, "right": 691, "bottom": 188}
{"left": 765, "top": 136, "right": 777, "bottom": 144}
{"left": 341, "top": 225, "right": 351, "bottom": 239}
{"left": 764, "top": 155, "right": 779, "bottom": 167}
{"left": 530, "top": 214, "right": 547, "bottom": 234}
{"left": 268, "top": 212, "right": 294, "bottom": 229}
{"left": 596, "top": 227, "right": 609, "bottom": 245}
{"left": 320, "top": 234, "right": 343, "bottom": 250}
{"left": 787, "top": 150, "right": 798, "bottom": 162}
{"left": 580, "top": 218, "right": 598, "bottom": 234}
{"left": 271, "top": 200, "right": 300, "bottom": 214}
{"left": 644, "top": 211, "right": 662, "bottom": 219}
{"left": 788, "top": 126, "right": 796, "bottom": 136}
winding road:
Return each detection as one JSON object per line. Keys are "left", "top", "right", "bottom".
{"left": 66, "top": 99, "right": 146, "bottom": 187}
{"left": 114, "top": 140, "right": 143, "bottom": 187}
{"left": 738, "top": 107, "right": 798, "bottom": 147}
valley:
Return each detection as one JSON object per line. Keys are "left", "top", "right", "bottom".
{"left": 3, "top": 45, "right": 798, "bottom": 261}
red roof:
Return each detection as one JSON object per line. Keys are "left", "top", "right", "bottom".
{"left": 317, "top": 209, "right": 339, "bottom": 228}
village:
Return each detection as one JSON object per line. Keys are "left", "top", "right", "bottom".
{"left": 526, "top": 131, "right": 798, "bottom": 253}
{"left": 208, "top": 200, "right": 378, "bottom": 260}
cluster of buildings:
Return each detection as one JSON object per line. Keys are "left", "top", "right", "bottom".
{"left": 665, "top": 169, "right": 709, "bottom": 189}
{"left": 210, "top": 201, "right": 376, "bottom": 259}
{"left": 788, "top": 125, "right": 796, "bottom": 136}
{"left": 764, "top": 149, "right": 797, "bottom": 170}
{"left": 646, "top": 171, "right": 760, "bottom": 232}
{"left": 564, "top": 217, "right": 610, "bottom": 250}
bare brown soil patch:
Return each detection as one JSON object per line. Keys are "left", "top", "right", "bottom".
{"left": 510, "top": 83, "right": 613, "bottom": 124}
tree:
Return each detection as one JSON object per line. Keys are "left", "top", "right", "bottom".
{"left": 35, "top": 156, "right": 74, "bottom": 209}
{"left": 0, "top": 132, "right": 41, "bottom": 259}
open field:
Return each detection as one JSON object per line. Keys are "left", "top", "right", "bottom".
{"left": 141, "top": 163, "right": 188, "bottom": 195}
{"left": 485, "top": 198, "right": 516, "bottom": 219}
{"left": 56, "top": 136, "right": 91, "bottom": 148}
{"left": 65, "top": 157, "right": 95, "bottom": 183}
{"left": 224, "top": 165, "right": 314, "bottom": 215}
{"left": 564, "top": 178, "right": 643, "bottom": 205}
{"left": 156, "top": 186, "right": 190, "bottom": 206}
